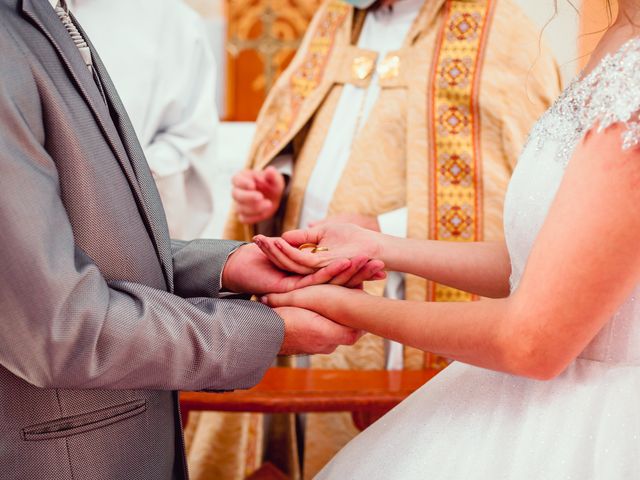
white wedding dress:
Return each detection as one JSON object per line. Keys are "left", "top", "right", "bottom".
{"left": 316, "top": 37, "right": 640, "bottom": 479}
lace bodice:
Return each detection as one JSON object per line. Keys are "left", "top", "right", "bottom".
{"left": 504, "top": 36, "right": 640, "bottom": 364}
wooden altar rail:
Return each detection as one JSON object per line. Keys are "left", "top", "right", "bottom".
{"left": 180, "top": 367, "right": 441, "bottom": 431}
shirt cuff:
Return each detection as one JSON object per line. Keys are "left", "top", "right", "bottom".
{"left": 269, "top": 154, "right": 293, "bottom": 177}
{"left": 378, "top": 207, "right": 408, "bottom": 238}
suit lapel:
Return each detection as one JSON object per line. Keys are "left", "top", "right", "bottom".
{"left": 21, "top": 0, "right": 174, "bottom": 290}
{"left": 21, "top": 0, "right": 141, "bottom": 199}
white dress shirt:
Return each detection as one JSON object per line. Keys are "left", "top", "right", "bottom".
{"left": 70, "top": 0, "right": 220, "bottom": 240}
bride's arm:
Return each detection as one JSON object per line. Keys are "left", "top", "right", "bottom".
{"left": 381, "top": 237, "right": 511, "bottom": 298}
{"left": 256, "top": 230, "right": 511, "bottom": 298}
{"left": 265, "top": 125, "right": 640, "bottom": 380}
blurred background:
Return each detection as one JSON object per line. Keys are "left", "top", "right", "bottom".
{"left": 181, "top": 0, "right": 615, "bottom": 238}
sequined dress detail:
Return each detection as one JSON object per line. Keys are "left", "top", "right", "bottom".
{"left": 316, "top": 37, "right": 640, "bottom": 479}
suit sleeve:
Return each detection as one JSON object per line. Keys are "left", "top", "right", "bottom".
{"left": 171, "top": 238, "right": 244, "bottom": 298}
{"left": 0, "top": 31, "right": 283, "bottom": 392}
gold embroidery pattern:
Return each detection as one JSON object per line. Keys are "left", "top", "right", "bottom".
{"left": 425, "top": 0, "right": 495, "bottom": 369}
{"left": 439, "top": 57, "right": 472, "bottom": 89}
{"left": 262, "top": 1, "right": 349, "bottom": 160}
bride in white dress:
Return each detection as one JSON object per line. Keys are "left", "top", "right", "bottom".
{"left": 254, "top": 1, "right": 640, "bottom": 477}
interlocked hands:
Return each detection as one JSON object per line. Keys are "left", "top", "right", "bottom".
{"left": 221, "top": 224, "right": 384, "bottom": 355}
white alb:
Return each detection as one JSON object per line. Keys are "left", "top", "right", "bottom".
{"left": 316, "top": 37, "right": 640, "bottom": 479}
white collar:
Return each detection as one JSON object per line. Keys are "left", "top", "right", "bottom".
{"left": 49, "top": 0, "right": 58, "bottom": 8}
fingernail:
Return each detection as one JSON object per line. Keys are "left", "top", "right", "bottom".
{"left": 260, "top": 296, "right": 268, "bottom": 304}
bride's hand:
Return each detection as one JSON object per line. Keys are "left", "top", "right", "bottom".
{"left": 262, "top": 284, "right": 365, "bottom": 319}
{"left": 253, "top": 223, "right": 383, "bottom": 278}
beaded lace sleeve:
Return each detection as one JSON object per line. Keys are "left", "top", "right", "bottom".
{"left": 528, "top": 37, "right": 640, "bottom": 164}
{"left": 583, "top": 37, "right": 640, "bottom": 151}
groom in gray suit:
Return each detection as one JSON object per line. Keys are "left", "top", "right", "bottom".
{"left": 0, "top": 0, "right": 366, "bottom": 478}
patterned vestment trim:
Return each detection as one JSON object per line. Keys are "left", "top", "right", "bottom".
{"left": 260, "top": 1, "right": 350, "bottom": 162}
{"left": 424, "top": 0, "right": 496, "bottom": 369}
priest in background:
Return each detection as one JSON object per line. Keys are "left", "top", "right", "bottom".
{"left": 73, "top": 0, "right": 219, "bottom": 240}
{"left": 192, "top": 0, "right": 562, "bottom": 478}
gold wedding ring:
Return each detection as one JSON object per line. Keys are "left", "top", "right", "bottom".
{"left": 298, "top": 243, "right": 329, "bottom": 254}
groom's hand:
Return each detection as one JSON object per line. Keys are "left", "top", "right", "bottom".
{"left": 274, "top": 306, "right": 362, "bottom": 355}
{"left": 222, "top": 243, "right": 362, "bottom": 295}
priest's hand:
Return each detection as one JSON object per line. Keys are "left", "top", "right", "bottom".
{"left": 275, "top": 306, "right": 363, "bottom": 355}
{"left": 253, "top": 223, "right": 385, "bottom": 277}
{"left": 221, "top": 243, "right": 383, "bottom": 294}
{"left": 232, "top": 166, "right": 285, "bottom": 224}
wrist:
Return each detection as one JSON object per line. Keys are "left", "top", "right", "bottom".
{"left": 221, "top": 244, "right": 246, "bottom": 293}
{"left": 323, "top": 287, "right": 362, "bottom": 329}
{"left": 273, "top": 307, "right": 294, "bottom": 356}
{"left": 377, "top": 233, "right": 396, "bottom": 269}
{"left": 316, "top": 285, "right": 352, "bottom": 318}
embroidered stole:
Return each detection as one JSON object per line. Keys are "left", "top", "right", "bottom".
{"left": 257, "top": 1, "right": 350, "bottom": 164}
{"left": 422, "top": 0, "right": 496, "bottom": 369}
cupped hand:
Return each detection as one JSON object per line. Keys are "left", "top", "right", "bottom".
{"left": 232, "top": 166, "right": 285, "bottom": 225}
{"left": 253, "top": 222, "right": 383, "bottom": 276}
{"left": 222, "top": 243, "right": 359, "bottom": 294}
{"left": 275, "top": 306, "right": 363, "bottom": 355}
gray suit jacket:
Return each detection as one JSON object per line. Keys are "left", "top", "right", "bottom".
{"left": 0, "top": 1, "right": 285, "bottom": 478}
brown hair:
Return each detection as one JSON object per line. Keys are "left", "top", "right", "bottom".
{"left": 546, "top": 0, "right": 616, "bottom": 61}
{"left": 553, "top": 1, "right": 615, "bottom": 29}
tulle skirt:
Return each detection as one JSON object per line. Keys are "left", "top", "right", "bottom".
{"left": 316, "top": 359, "right": 640, "bottom": 479}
